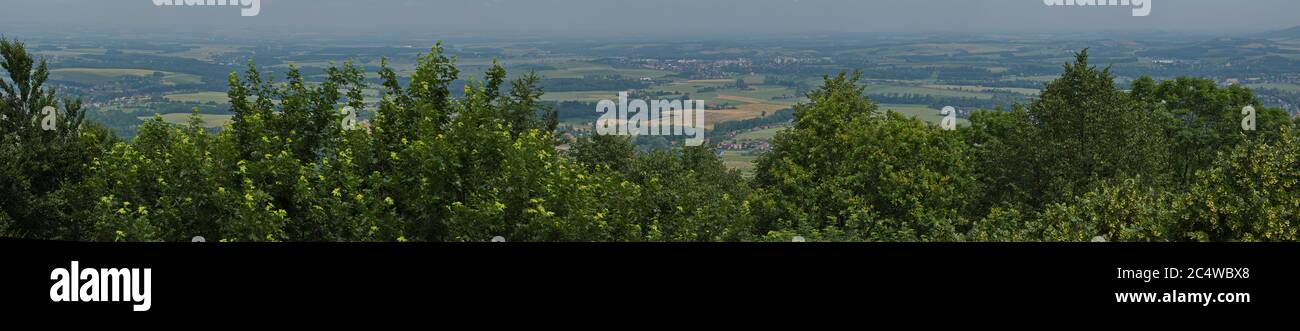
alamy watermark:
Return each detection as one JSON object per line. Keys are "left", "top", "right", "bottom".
{"left": 595, "top": 92, "right": 706, "bottom": 147}
{"left": 152, "top": 0, "right": 262, "bottom": 17}
{"left": 941, "top": 106, "right": 958, "bottom": 131}
{"left": 50, "top": 261, "right": 152, "bottom": 312}
{"left": 1, "top": 106, "right": 58, "bottom": 131}
{"left": 1043, "top": 0, "right": 1152, "bottom": 17}
{"left": 40, "top": 106, "right": 58, "bottom": 131}
{"left": 1242, "top": 105, "right": 1256, "bottom": 131}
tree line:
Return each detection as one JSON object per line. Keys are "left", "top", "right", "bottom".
{"left": 2, "top": 38, "right": 1297, "bottom": 242}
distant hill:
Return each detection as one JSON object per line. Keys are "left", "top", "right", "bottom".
{"left": 1259, "top": 26, "right": 1300, "bottom": 39}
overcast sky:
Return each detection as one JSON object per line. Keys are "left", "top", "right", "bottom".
{"left": 1, "top": 0, "right": 1298, "bottom": 36}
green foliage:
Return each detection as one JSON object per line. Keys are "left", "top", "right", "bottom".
{"left": 1143, "top": 76, "right": 1290, "bottom": 184}
{"left": 0, "top": 38, "right": 113, "bottom": 239}
{"left": 966, "top": 207, "right": 1030, "bottom": 242}
{"left": 752, "top": 72, "right": 978, "bottom": 241}
{"left": 993, "top": 50, "right": 1170, "bottom": 208}
{"left": 3, "top": 39, "right": 1299, "bottom": 242}
{"left": 963, "top": 107, "right": 1032, "bottom": 212}
{"left": 569, "top": 134, "right": 635, "bottom": 173}
{"left": 1173, "top": 128, "right": 1300, "bottom": 242}
{"left": 623, "top": 146, "right": 755, "bottom": 241}
{"left": 1036, "top": 178, "right": 1176, "bottom": 242}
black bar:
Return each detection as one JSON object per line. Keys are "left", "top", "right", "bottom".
{"left": 3, "top": 240, "right": 1294, "bottom": 319}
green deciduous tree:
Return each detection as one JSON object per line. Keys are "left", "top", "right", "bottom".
{"left": 1140, "top": 76, "right": 1290, "bottom": 185}
{"left": 0, "top": 38, "right": 114, "bottom": 239}
{"left": 752, "top": 71, "right": 977, "bottom": 241}
{"left": 991, "top": 50, "right": 1170, "bottom": 209}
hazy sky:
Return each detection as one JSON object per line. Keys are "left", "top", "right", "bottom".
{"left": 2, "top": 0, "right": 1298, "bottom": 36}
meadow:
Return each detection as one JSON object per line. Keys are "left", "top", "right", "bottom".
{"left": 50, "top": 68, "right": 203, "bottom": 86}
{"left": 163, "top": 91, "right": 230, "bottom": 104}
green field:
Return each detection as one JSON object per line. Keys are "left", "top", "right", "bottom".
{"left": 1000, "top": 75, "right": 1059, "bottom": 83}
{"left": 539, "top": 91, "right": 622, "bottom": 102}
{"left": 170, "top": 44, "right": 240, "bottom": 61}
{"left": 33, "top": 48, "right": 106, "bottom": 57}
{"left": 923, "top": 84, "right": 1040, "bottom": 96}
{"left": 536, "top": 63, "right": 675, "bottom": 79}
{"left": 164, "top": 92, "right": 229, "bottom": 104}
{"left": 50, "top": 68, "right": 202, "bottom": 86}
{"left": 880, "top": 104, "right": 971, "bottom": 126}
{"left": 734, "top": 127, "right": 786, "bottom": 140}
{"left": 863, "top": 84, "right": 994, "bottom": 99}
{"left": 647, "top": 82, "right": 803, "bottom": 104}
{"left": 138, "top": 113, "right": 233, "bottom": 128}
{"left": 719, "top": 150, "right": 761, "bottom": 176}
{"left": 1248, "top": 83, "right": 1300, "bottom": 93}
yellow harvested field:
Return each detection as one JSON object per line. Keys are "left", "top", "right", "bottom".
{"left": 707, "top": 94, "right": 791, "bottom": 126}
